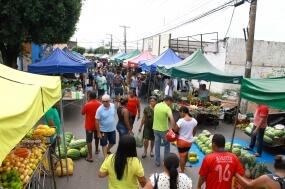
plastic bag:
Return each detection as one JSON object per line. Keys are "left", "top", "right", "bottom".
{"left": 135, "top": 131, "right": 143, "bottom": 148}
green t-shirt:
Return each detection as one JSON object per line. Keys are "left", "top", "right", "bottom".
{"left": 96, "top": 75, "right": 107, "bottom": 90}
{"left": 44, "top": 108, "right": 62, "bottom": 135}
{"left": 153, "top": 102, "right": 172, "bottom": 131}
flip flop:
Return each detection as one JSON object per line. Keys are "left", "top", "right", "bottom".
{"left": 95, "top": 150, "right": 100, "bottom": 154}
{"left": 150, "top": 153, "right": 154, "bottom": 157}
{"left": 107, "top": 151, "right": 112, "bottom": 154}
{"left": 85, "top": 158, "right": 94, "bottom": 163}
{"left": 142, "top": 154, "right": 147, "bottom": 159}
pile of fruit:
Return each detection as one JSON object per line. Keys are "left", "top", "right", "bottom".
{"left": 0, "top": 170, "right": 23, "bottom": 189}
{"left": 236, "top": 123, "right": 250, "bottom": 131}
{"left": 56, "top": 132, "right": 88, "bottom": 161}
{"left": 33, "top": 125, "right": 56, "bottom": 137}
{"left": 239, "top": 156, "right": 269, "bottom": 179}
{"left": 55, "top": 158, "right": 74, "bottom": 177}
{"left": 188, "top": 152, "right": 198, "bottom": 163}
{"left": 245, "top": 123, "right": 285, "bottom": 144}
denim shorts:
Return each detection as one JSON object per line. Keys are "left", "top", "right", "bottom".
{"left": 116, "top": 122, "right": 129, "bottom": 136}
{"left": 100, "top": 131, "right": 116, "bottom": 146}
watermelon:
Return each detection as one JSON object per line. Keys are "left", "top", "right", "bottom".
{"left": 273, "top": 130, "right": 284, "bottom": 137}
{"left": 232, "top": 148, "right": 241, "bottom": 156}
{"left": 265, "top": 131, "right": 274, "bottom": 138}
{"left": 67, "top": 149, "right": 81, "bottom": 160}
{"left": 233, "top": 144, "right": 242, "bottom": 149}
{"left": 80, "top": 146, "right": 88, "bottom": 157}
{"left": 263, "top": 135, "right": 273, "bottom": 144}
{"left": 69, "top": 139, "right": 87, "bottom": 149}
{"left": 205, "top": 140, "right": 211, "bottom": 146}
{"left": 205, "top": 149, "right": 212, "bottom": 154}
{"left": 245, "top": 127, "right": 252, "bottom": 135}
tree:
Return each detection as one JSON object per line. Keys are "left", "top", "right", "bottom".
{"left": 94, "top": 46, "right": 109, "bottom": 54}
{"left": 0, "top": 0, "right": 82, "bottom": 68}
{"left": 72, "top": 46, "right": 86, "bottom": 55}
{"left": 87, "top": 48, "right": 93, "bottom": 54}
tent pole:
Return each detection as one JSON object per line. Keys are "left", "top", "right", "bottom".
{"left": 60, "top": 94, "right": 69, "bottom": 181}
{"left": 209, "top": 81, "right": 212, "bottom": 91}
{"left": 230, "top": 91, "right": 241, "bottom": 150}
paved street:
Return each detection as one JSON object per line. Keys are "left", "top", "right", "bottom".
{"left": 55, "top": 101, "right": 274, "bottom": 189}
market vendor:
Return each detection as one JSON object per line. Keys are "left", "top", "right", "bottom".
{"left": 197, "top": 84, "right": 210, "bottom": 102}
{"left": 44, "top": 103, "right": 62, "bottom": 147}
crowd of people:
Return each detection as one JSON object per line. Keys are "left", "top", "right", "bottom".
{"left": 52, "top": 64, "right": 285, "bottom": 189}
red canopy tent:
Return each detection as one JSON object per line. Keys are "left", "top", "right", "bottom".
{"left": 124, "top": 51, "right": 154, "bottom": 68}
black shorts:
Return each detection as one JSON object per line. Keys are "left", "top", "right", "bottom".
{"left": 98, "top": 89, "right": 105, "bottom": 97}
{"left": 100, "top": 131, "right": 116, "bottom": 146}
{"left": 178, "top": 147, "right": 191, "bottom": 153}
{"left": 86, "top": 130, "right": 98, "bottom": 143}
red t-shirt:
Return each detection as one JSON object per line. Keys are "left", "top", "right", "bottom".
{"left": 82, "top": 100, "right": 101, "bottom": 131}
{"left": 199, "top": 152, "right": 244, "bottom": 189}
{"left": 127, "top": 97, "right": 140, "bottom": 116}
{"left": 254, "top": 105, "right": 269, "bottom": 128}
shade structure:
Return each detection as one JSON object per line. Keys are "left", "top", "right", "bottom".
{"left": 100, "top": 54, "right": 109, "bottom": 59}
{"left": 110, "top": 52, "right": 127, "bottom": 61}
{"left": 115, "top": 50, "right": 140, "bottom": 64}
{"left": 0, "top": 64, "right": 61, "bottom": 164}
{"left": 126, "top": 51, "right": 154, "bottom": 68}
{"left": 240, "top": 77, "right": 285, "bottom": 110}
{"left": 63, "top": 48, "right": 93, "bottom": 67}
{"left": 157, "top": 49, "right": 242, "bottom": 84}
{"left": 139, "top": 48, "right": 181, "bottom": 72}
{"left": 28, "top": 48, "right": 88, "bottom": 74}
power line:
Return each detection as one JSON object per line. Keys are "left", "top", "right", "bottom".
{"left": 224, "top": 7, "right": 236, "bottom": 38}
{"left": 141, "top": 0, "right": 238, "bottom": 40}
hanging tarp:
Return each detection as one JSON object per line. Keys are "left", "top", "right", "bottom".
{"left": 139, "top": 48, "right": 181, "bottom": 72}
{"left": 126, "top": 51, "right": 155, "bottom": 68}
{"left": 28, "top": 48, "right": 88, "bottom": 74}
{"left": 115, "top": 50, "right": 140, "bottom": 64}
{"left": 240, "top": 77, "right": 285, "bottom": 110}
{"left": 0, "top": 64, "right": 61, "bottom": 164}
{"left": 157, "top": 49, "right": 242, "bottom": 84}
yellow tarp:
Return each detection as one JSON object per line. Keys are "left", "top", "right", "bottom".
{"left": 0, "top": 64, "right": 61, "bottom": 164}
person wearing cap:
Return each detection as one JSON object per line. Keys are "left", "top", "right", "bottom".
{"left": 95, "top": 94, "right": 116, "bottom": 158}
{"left": 152, "top": 96, "right": 175, "bottom": 167}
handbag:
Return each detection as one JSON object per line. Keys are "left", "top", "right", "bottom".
{"left": 165, "top": 128, "right": 178, "bottom": 142}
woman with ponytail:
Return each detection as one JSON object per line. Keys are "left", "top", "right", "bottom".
{"left": 144, "top": 153, "right": 192, "bottom": 189}
{"left": 99, "top": 135, "right": 146, "bottom": 189}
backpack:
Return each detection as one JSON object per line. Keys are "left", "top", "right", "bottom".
{"left": 267, "top": 174, "right": 285, "bottom": 189}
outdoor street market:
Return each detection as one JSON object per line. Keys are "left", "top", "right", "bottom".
{"left": 1, "top": 0, "right": 285, "bottom": 189}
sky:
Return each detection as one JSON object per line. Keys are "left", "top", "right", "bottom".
{"left": 71, "top": 0, "right": 285, "bottom": 49}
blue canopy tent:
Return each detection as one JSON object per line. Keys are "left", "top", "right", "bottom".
{"left": 139, "top": 48, "right": 181, "bottom": 72}
{"left": 28, "top": 48, "right": 88, "bottom": 74}
{"left": 62, "top": 48, "right": 93, "bottom": 68}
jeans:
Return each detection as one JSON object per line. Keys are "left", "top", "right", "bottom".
{"left": 154, "top": 130, "right": 170, "bottom": 165}
{"left": 249, "top": 126, "right": 265, "bottom": 155}
{"left": 116, "top": 122, "right": 129, "bottom": 137}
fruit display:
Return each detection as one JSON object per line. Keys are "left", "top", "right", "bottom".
{"left": 188, "top": 152, "right": 198, "bottom": 163}
{"left": 33, "top": 125, "right": 56, "bottom": 137}
{"left": 236, "top": 123, "right": 250, "bottom": 131}
{"left": 245, "top": 123, "right": 285, "bottom": 145}
{"left": 0, "top": 170, "right": 23, "bottom": 189}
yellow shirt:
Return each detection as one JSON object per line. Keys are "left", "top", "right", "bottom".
{"left": 153, "top": 102, "right": 172, "bottom": 131}
{"left": 100, "top": 154, "right": 144, "bottom": 189}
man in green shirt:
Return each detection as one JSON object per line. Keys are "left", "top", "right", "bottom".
{"left": 152, "top": 96, "right": 175, "bottom": 166}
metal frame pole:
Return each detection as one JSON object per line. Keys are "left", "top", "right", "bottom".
{"left": 230, "top": 91, "right": 241, "bottom": 150}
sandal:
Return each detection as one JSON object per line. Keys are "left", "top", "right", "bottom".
{"left": 95, "top": 150, "right": 100, "bottom": 154}
{"left": 85, "top": 158, "right": 94, "bottom": 163}
{"left": 150, "top": 152, "right": 154, "bottom": 157}
{"left": 142, "top": 153, "right": 147, "bottom": 159}
{"left": 107, "top": 151, "right": 112, "bottom": 154}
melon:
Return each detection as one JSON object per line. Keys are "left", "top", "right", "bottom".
{"left": 232, "top": 148, "right": 241, "bottom": 156}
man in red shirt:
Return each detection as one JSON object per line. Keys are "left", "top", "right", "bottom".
{"left": 127, "top": 89, "right": 141, "bottom": 127}
{"left": 197, "top": 134, "right": 244, "bottom": 189}
{"left": 81, "top": 91, "right": 101, "bottom": 162}
{"left": 245, "top": 104, "right": 269, "bottom": 157}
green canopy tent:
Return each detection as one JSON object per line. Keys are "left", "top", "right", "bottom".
{"left": 115, "top": 50, "right": 140, "bottom": 65}
{"left": 157, "top": 49, "right": 242, "bottom": 84}
{"left": 230, "top": 77, "right": 285, "bottom": 149}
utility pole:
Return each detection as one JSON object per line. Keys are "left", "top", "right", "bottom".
{"left": 106, "top": 34, "right": 113, "bottom": 55}
{"left": 119, "top": 25, "right": 130, "bottom": 53}
{"left": 244, "top": 0, "right": 257, "bottom": 78}
{"left": 241, "top": 0, "right": 257, "bottom": 113}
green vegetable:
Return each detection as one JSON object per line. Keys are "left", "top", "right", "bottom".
{"left": 67, "top": 149, "right": 81, "bottom": 160}
{"left": 263, "top": 135, "right": 273, "bottom": 144}
{"left": 69, "top": 139, "right": 87, "bottom": 149}
{"left": 80, "top": 146, "right": 88, "bottom": 157}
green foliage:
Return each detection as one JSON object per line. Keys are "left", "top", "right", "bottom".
{"left": 94, "top": 46, "right": 109, "bottom": 54}
{"left": 87, "top": 48, "right": 94, "bottom": 53}
{"left": 72, "top": 46, "right": 86, "bottom": 55}
{"left": 0, "top": 0, "right": 82, "bottom": 67}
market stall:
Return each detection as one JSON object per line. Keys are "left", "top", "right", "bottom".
{"left": 157, "top": 49, "right": 242, "bottom": 127}
{"left": 123, "top": 51, "right": 154, "bottom": 68}
{"left": 115, "top": 50, "right": 140, "bottom": 65}
{"left": 232, "top": 77, "right": 285, "bottom": 147}
{"left": 0, "top": 64, "right": 61, "bottom": 188}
